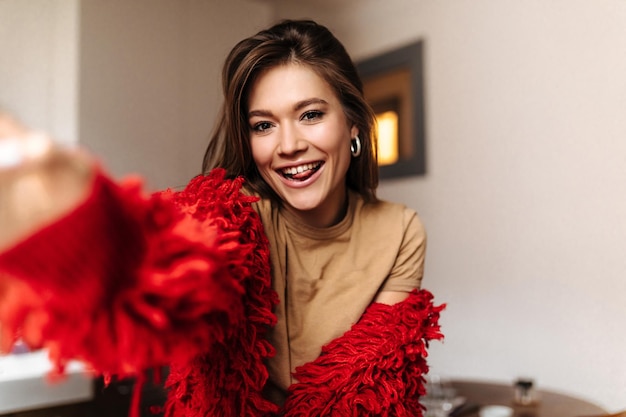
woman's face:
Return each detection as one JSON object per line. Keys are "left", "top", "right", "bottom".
{"left": 247, "top": 63, "right": 358, "bottom": 228}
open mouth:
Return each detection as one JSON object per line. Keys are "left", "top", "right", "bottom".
{"left": 280, "top": 162, "right": 323, "bottom": 181}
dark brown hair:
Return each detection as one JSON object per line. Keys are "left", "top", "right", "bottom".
{"left": 202, "top": 19, "right": 378, "bottom": 202}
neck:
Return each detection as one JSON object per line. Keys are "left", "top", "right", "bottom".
{"left": 284, "top": 192, "right": 349, "bottom": 229}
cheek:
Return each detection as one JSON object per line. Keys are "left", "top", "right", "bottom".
{"left": 250, "top": 139, "right": 270, "bottom": 169}
{"left": 317, "top": 123, "right": 351, "bottom": 156}
{"left": 324, "top": 135, "right": 352, "bottom": 176}
{"left": 339, "top": 144, "right": 352, "bottom": 172}
{"left": 331, "top": 133, "right": 352, "bottom": 165}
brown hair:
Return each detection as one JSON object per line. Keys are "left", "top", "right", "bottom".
{"left": 202, "top": 19, "right": 378, "bottom": 202}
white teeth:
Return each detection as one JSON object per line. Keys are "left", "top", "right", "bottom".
{"left": 282, "top": 163, "right": 318, "bottom": 175}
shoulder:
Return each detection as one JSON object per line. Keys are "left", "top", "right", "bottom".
{"left": 352, "top": 195, "right": 427, "bottom": 266}
{"left": 349, "top": 194, "right": 427, "bottom": 290}
{"left": 356, "top": 195, "right": 424, "bottom": 236}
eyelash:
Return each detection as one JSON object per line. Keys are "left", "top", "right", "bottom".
{"left": 250, "top": 110, "right": 324, "bottom": 133}
{"left": 252, "top": 122, "right": 273, "bottom": 133}
{"left": 301, "top": 110, "right": 323, "bottom": 121}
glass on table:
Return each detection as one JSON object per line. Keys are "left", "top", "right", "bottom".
{"left": 422, "top": 374, "right": 459, "bottom": 417}
{"left": 513, "top": 377, "right": 539, "bottom": 406}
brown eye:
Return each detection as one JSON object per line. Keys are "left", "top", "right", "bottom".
{"left": 252, "top": 121, "right": 273, "bottom": 133}
{"left": 301, "top": 111, "right": 323, "bottom": 122}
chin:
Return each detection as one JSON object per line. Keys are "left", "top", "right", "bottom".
{"left": 282, "top": 194, "right": 323, "bottom": 213}
{"left": 285, "top": 200, "right": 319, "bottom": 213}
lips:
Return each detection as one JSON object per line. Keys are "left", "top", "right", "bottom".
{"left": 279, "top": 161, "right": 323, "bottom": 181}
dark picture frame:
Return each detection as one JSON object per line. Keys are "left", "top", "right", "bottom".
{"left": 357, "top": 41, "right": 427, "bottom": 179}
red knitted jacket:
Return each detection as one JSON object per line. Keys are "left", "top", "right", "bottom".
{"left": 0, "top": 169, "right": 443, "bottom": 417}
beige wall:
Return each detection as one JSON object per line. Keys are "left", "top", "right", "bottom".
{"left": 0, "top": 0, "right": 271, "bottom": 189}
{"left": 273, "top": 0, "right": 626, "bottom": 411}
{"left": 2, "top": 0, "right": 626, "bottom": 412}
{"left": 78, "top": 0, "right": 272, "bottom": 189}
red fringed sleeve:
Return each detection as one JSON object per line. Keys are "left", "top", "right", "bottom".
{"left": 163, "top": 171, "right": 279, "bottom": 417}
{"left": 0, "top": 164, "right": 442, "bottom": 417}
{"left": 282, "top": 289, "right": 445, "bottom": 417}
{"left": 0, "top": 168, "right": 277, "bottom": 407}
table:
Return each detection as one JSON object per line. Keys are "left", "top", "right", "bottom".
{"left": 450, "top": 379, "right": 607, "bottom": 417}
{"left": 1, "top": 377, "right": 608, "bottom": 417}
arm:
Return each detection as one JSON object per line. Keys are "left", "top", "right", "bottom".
{"left": 374, "top": 290, "right": 410, "bottom": 305}
{"left": 0, "top": 115, "right": 279, "bottom": 417}
{"left": 0, "top": 119, "right": 268, "bottom": 381}
{"left": 373, "top": 207, "right": 427, "bottom": 306}
{"left": 282, "top": 289, "right": 445, "bottom": 417}
{"left": 282, "top": 207, "right": 439, "bottom": 417}
{"left": 0, "top": 168, "right": 256, "bottom": 374}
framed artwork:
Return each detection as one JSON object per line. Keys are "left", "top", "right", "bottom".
{"left": 357, "top": 41, "right": 427, "bottom": 179}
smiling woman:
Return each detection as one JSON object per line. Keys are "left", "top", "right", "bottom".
{"left": 247, "top": 63, "right": 356, "bottom": 228}
{"left": 0, "top": 19, "right": 443, "bottom": 417}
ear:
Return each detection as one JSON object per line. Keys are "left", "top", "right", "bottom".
{"left": 350, "top": 124, "right": 359, "bottom": 139}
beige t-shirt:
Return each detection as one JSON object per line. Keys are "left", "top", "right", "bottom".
{"left": 251, "top": 190, "right": 427, "bottom": 405}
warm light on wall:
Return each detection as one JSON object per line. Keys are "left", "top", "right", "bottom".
{"left": 358, "top": 41, "right": 426, "bottom": 178}
{"left": 376, "top": 111, "right": 399, "bottom": 166}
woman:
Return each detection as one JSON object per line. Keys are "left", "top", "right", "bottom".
{"left": 0, "top": 20, "right": 443, "bottom": 417}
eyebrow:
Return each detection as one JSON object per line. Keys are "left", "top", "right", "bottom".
{"left": 248, "top": 98, "right": 329, "bottom": 119}
{"left": 294, "top": 98, "right": 328, "bottom": 111}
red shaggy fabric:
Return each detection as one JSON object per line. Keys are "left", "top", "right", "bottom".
{"left": 162, "top": 172, "right": 279, "bottom": 417}
{"left": 0, "top": 167, "right": 442, "bottom": 417}
{"left": 0, "top": 168, "right": 278, "bottom": 417}
{"left": 282, "top": 289, "right": 445, "bottom": 417}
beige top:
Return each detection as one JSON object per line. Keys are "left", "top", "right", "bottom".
{"left": 251, "top": 190, "right": 427, "bottom": 405}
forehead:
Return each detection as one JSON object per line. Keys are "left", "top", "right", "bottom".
{"left": 247, "top": 63, "right": 340, "bottom": 110}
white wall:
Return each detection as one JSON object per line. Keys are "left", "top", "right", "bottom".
{"left": 273, "top": 0, "right": 626, "bottom": 411}
{"left": 0, "top": 0, "right": 79, "bottom": 144}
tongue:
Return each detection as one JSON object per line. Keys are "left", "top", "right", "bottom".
{"left": 292, "top": 169, "right": 313, "bottom": 181}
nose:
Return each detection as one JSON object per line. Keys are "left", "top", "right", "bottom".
{"left": 277, "top": 124, "right": 307, "bottom": 156}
